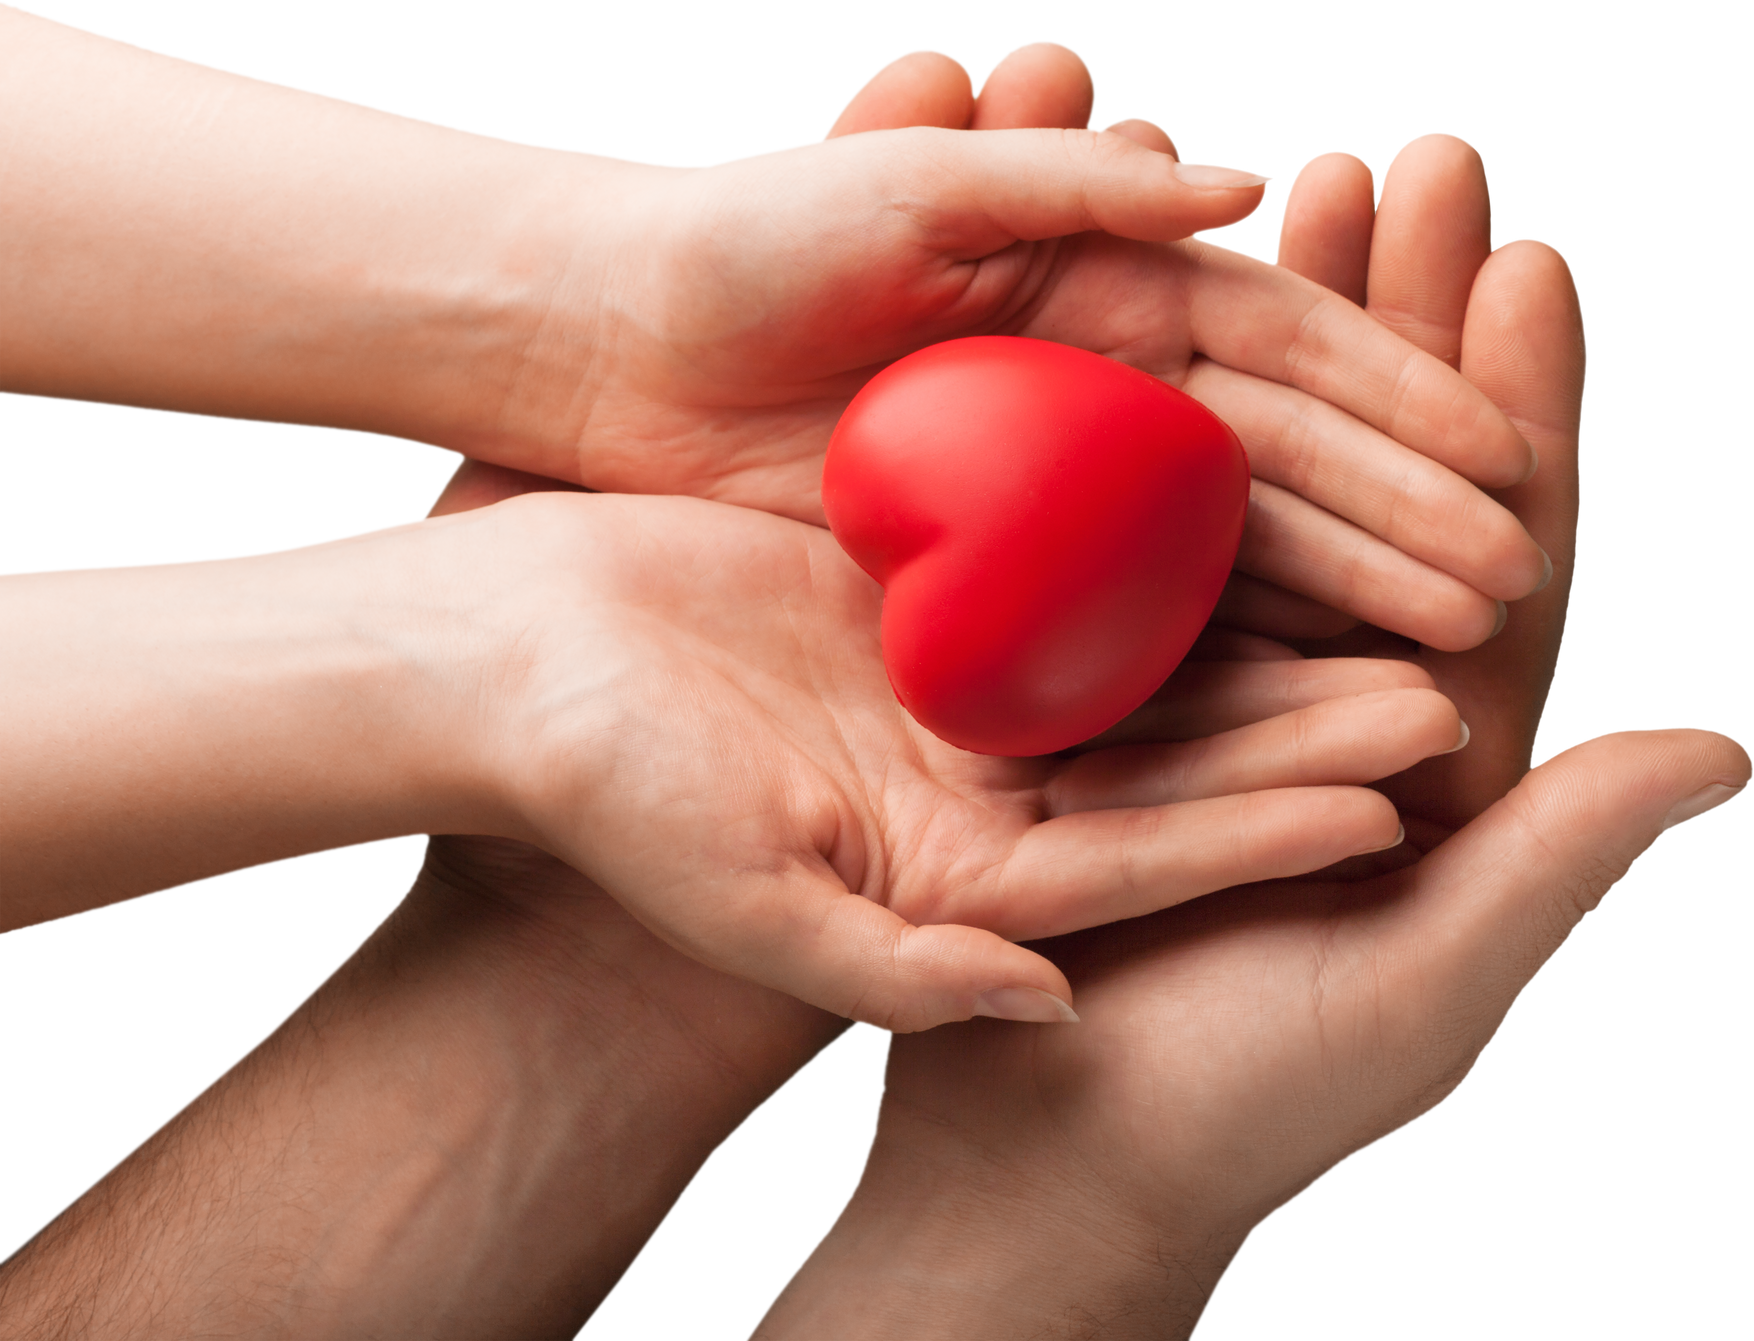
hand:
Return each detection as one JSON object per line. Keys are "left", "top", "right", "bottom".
{"left": 534, "top": 48, "right": 1546, "bottom": 652}
{"left": 1276, "top": 135, "right": 1580, "bottom": 828}
{"left": 0, "top": 17, "right": 1543, "bottom": 653}
{"left": 761, "top": 732, "right": 1746, "bottom": 1339}
{"left": 421, "top": 478, "right": 1457, "bottom": 1032}
{"left": 753, "top": 143, "right": 1748, "bottom": 1336}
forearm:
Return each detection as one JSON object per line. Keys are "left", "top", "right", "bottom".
{"left": 0, "top": 843, "right": 842, "bottom": 1339}
{"left": 0, "top": 529, "right": 495, "bottom": 930}
{"left": 0, "top": 7, "right": 616, "bottom": 473}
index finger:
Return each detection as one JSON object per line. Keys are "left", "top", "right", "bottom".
{"left": 1184, "top": 242, "right": 1535, "bottom": 488}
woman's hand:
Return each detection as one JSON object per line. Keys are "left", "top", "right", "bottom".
{"left": 417, "top": 482, "right": 1456, "bottom": 1032}
{"left": 0, "top": 17, "right": 1544, "bottom": 653}
{"left": 536, "top": 64, "right": 1545, "bottom": 652}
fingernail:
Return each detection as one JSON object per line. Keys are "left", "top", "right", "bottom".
{"left": 1360, "top": 823, "right": 1405, "bottom": 854}
{"left": 1661, "top": 783, "right": 1744, "bottom": 831}
{"left": 972, "top": 986, "right": 1081, "bottom": 1024}
{"left": 1172, "top": 163, "right": 1269, "bottom": 189}
{"left": 1533, "top": 549, "right": 1555, "bottom": 593}
{"left": 1438, "top": 721, "right": 1471, "bottom": 755}
{"left": 1521, "top": 443, "right": 1541, "bottom": 484}
{"left": 1488, "top": 600, "right": 1509, "bottom": 639}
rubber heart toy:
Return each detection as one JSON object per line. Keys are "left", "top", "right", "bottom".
{"left": 823, "top": 336, "right": 1249, "bottom": 757}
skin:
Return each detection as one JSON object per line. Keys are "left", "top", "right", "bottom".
{"left": 0, "top": 12, "right": 1547, "bottom": 653}
{"left": 0, "top": 838, "right": 848, "bottom": 1341}
{"left": 753, "top": 130, "right": 1749, "bottom": 1338}
{"left": 0, "top": 52, "right": 1741, "bottom": 1341}
{"left": 0, "top": 477, "right": 1452, "bottom": 1029}
{"left": 0, "top": 28, "right": 1496, "bottom": 1034}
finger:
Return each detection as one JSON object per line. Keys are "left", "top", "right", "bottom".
{"left": 658, "top": 857, "right": 1078, "bottom": 1033}
{"left": 1210, "top": 572, "right": 1359, "bottom": 641}
{"left": 827, "top": 51, "right": 974, "bottom": 138}
{"left": 971, "top": 43, "right": 1093, "bottom": 130}
{"left": 1277, "top": 152, "right": 1375, "bottom": 304}
{"left": 1184, "top": 357, "right": 1548, "bottom": 599}
{"left": 956, "top": 785, "right": 1404, "bottom": 941}
{"left": 1104, "top": 118, "right": 1178, "bottom": 157}
{"left": 877, "top": 126, "right": 1266, "bottom": 247}
{"left": 1184, "top": 627, "right": 1302, "bottom": 662}
{"left": 1385, "top": 241, "right": 1585, "bottom": 825}
{"left": 1366, "top": 135, "right": 1491, "bottom": 367}
{"left": 428, "top": 459, "right": 587, "bottom": 518}
{"left": 1182, "top": 244, "right": 1534, "bottom": 486}
{"left": 1046, "top": 688, "right": 1463, "bottom": 814}
{"left": 1236, "top": 479, "right": 1505, "bottom": 651}
{"left": 1084, "top": 656, "right": 1434, "bottom": 747}
{"left": 1385, "top": 729, "right": 1748, "bottom": 1039}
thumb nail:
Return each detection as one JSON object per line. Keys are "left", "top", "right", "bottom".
{"left": 1172, "top": 163, "right": 1269, "bottom": 189}
{"left": 972, "top": 986, "right": 1081, "bottom": 1024}
{"left": 1533, "top": 549, "right": 1555, "bottom": 593}
{"left": 1358, "top": 823, "right": 1405, "bottom": 854}
{"left": 1661, "top": 783, "right": 1744, "bottom": 831}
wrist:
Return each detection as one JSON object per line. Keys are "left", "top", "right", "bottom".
{"left": 368, "top": 147, "right": 635, "bottom": 476}
{"left": 0, "top": 530, "right": 497, "bottom": 925}
{"left": 762, "top": 1098, "right": 1248, "bottom": 1340}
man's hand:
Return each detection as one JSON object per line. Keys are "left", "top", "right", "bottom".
{"left": 753, "top": 141, "right": 1748, "bottom": 1337}
{"left": 759, "top": 728, "right": 1746, "bottom": 1339}
{"left": 1275, "top": 134, "right": 1583, "bottom": 828}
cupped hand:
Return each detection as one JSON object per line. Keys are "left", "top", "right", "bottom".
{"left": 1275, "top": 134, "right": 1582, "bottom": 828}
{"left": 489, "top": 47, "right": 1547, "bottom": 654}
{"left": 753, "top": 140, "right": 1748, "bottom": 1337}
{"left": 760, "top": 728, "right": 1747, "bottom": 1338}
{"left": 425, "top": 476, "right": 1458, "bottom": 1033}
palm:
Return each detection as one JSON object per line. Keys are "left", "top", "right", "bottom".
{"left": 498, "top": 497, "right": 1396, "bottom": 925}
{"left": 459, "top": 486, "right": 1441, "bottom": 1029}
{"left": 884, "top": 862, "right": 1491, "bottom": 1233}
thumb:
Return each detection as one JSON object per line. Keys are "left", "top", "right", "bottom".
{"left": 864, "top": 125, "right": 1265, "bottom": 246}
{"left": 654, "top": 858, "right": 1079, "bottom": 1034}
{"left": 1395, "top": 729, "right": 1748, "bottom": 1019}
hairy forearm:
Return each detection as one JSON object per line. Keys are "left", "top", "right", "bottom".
{"left": 0, "top": 529, "right": 496, "bottom": 930}
{"left": 0, "top": 844, "right": 842, "bottom": 1338}
{"left": 0, "top": 6, "right": 616, "bottom": 472}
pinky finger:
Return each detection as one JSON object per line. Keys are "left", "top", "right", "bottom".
{"left": 944, "top": 785, "right": 1404, "bottom": 941}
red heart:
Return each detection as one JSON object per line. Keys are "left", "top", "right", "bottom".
{"left": 824, "top": 336, "right": 1249, "bottom": 756}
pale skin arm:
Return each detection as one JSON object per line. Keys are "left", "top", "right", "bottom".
{"left": 0, "top": 12, "right": 1547, "bottom": 650}
{"left": 0, "top": 534, "right": 509, "bottom": 932}
{"left": 0, "top": 5, "right": 612, "bottom": 456}
{"left": 0, "top": 479, "right": 1465, "bottom": 1030}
